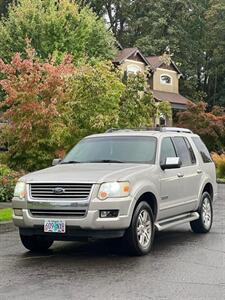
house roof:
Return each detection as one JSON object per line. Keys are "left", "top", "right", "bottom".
{"left": 113, "top": 48, "right": 150, "bottom": 66}
{"left": 152, "top": 90, "right": 189, "bottom": 106}
{"left": 146, "top": 56, "right": 182, "bottom": 75}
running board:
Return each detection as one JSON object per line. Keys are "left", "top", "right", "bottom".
{"left": 155, "top": 212, "right": 199, "bottom": 231}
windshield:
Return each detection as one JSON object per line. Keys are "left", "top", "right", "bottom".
{"left": 62, "top": 136, "right": 157, "bottom": 164}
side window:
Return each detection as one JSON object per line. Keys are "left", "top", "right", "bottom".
{"left": 160, "top": 137, "right": 177, "bottom": 164}
{"left": 184, "top": 138, "right": 196, "bottom": 164}
{"left": 191, "top": 137, "right": 212, "bottom": 163}
{"left": 172, "top": 137, "right": 192, "bottom": 167}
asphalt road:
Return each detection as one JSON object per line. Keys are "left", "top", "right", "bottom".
{"left": 0, "top": 185, "right": 225, "bottom": 300}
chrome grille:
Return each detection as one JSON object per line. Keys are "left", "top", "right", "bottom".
{"left": 30, "top": 183, "right": 93, "bottom": 200}
{"left": 30, "top": 209, "right": 86, "bottom": 217}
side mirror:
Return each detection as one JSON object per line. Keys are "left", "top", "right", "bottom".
{"left": 52, "top": 158, "right": 62, "bottom": 166}
{"left": 161, "top": 157, "right": 181, "bottom": 170}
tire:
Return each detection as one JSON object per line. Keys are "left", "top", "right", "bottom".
{"left": 190, "top": 192, "right": 213, "bottom": 233}
{"left": 20, "top": 234, "right": 54, "bottom": 252}
{"left": 122, "top": 201, "right": 155, "bottom": 256}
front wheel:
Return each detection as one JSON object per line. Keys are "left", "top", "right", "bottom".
{"left": 20, "top": 234, "right": 54, "bottom": 252}
{"left": 190, "top": 192, "right": 213, "bottom": 233}
{"left": 122, "top": 201, "right": 155, "bottom": 256}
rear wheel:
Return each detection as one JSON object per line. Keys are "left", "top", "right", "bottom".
{"left": 20, "top": 234, "right": 53, "bottom": 252}
{"left": 190, "top": 192, "right": 213, "bottom": 233}
{"left": 122, "top": 201, "right": 155, "bottom": 256}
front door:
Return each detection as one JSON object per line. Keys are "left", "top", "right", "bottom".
{"left": 158, "top": 137, "right": 182, "bottom": 220}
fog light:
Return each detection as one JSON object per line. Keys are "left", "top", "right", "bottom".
{"left": 14, "top": 209, "right": 23, "bottom": 216}
{"left": 100, "top": 210, "right": 119, "bottom": 218}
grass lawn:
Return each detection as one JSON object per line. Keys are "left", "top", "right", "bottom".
{"left": 0, "top": 208, "right": 13, "bottom": 222}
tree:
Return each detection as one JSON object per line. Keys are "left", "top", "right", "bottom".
{"left": 0, "top": 0, "right": 13, "bottom": 17}
{"left": 177, "top": 101, "right": 225, "bottom": 152}
{"left": 118, "top": 72, "right": 171, "bottom": 128}
{"left": 83, "top": 0, "right": 225, "bottom": 107}
{"left": 0, "top": 44, "right": 75, "bottom": 171}
{"left": 0, "top": 0, "right": 116, "bottom": 64}
{"left": 205, "top": 0, "right": 225, "bottom": 107}
{"left": 63, "top": 62, "right": 125, "bottom": 144}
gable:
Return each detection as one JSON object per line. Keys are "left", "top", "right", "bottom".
{"left": 159, "top": 62, "right": 178, "bottom": 72}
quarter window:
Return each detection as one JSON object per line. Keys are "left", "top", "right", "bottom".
{"left": 191, "top": 137, "right": 212, "bottom": 163}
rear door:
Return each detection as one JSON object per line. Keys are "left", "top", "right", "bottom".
{"left": 171, "top": 136, "right": 201, "bottom": 213}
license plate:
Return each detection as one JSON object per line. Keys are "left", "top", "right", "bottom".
{"left": 44, "top": 220, "right": 66, "bottom": 233}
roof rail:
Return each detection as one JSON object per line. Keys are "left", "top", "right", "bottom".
{"left": 160, "top": 127, "right": 193, "bottom": 133}
{"left": 105, "top": 127, "right": 156, "bottom": 133}
{"left": 106, "top": 127, "right": 193, "bottom": 134}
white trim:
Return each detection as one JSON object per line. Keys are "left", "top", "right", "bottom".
{"left": 125, "top": 59, "right": 145, "bottom": 66}
{"left": 160, "top": 74, "right": 172, "bottom": 85}
{"left": 126, "top": 64, "right": 142, "bottom": 74}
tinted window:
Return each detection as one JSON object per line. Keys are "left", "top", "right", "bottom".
{"left": 172, "top": 137, "right": 192, "bottom": 166}
{"left": 191, "top": 137, "right": 212, "bottom": 163}
{"left": 63, "top": 136, "right": 157, "bottom": 164}
{"left": 160, "top": 137, "right": 177, "bottom": 164}
{"left": 184, "top": 138, "right": 196, "bottom": 164}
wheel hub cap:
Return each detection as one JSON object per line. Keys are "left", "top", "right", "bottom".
{"left": 137, "top": 209, "right": 151, "bottom": 249}
{"left": 202, "top": 197, "right": 212, "bottom": 229}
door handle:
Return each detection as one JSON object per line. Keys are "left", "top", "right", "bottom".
{"left": 197, "top": 170, "right": 202, "bottom": 174}
{"left": 177, "top": 173, "right": 184, "bottom": 178}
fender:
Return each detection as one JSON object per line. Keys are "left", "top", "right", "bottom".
{"left": 126, "top": 179, "right": 160, "bottom": 227}
{"left": 195, "top": 177, "right": 216, "bottom": 211}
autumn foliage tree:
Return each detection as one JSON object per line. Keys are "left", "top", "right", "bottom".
{"left": 0, "top": 45, "right": 74, "bottom": 170}
{"left": 177, "top": 101, "right": 225, "bottom": 152}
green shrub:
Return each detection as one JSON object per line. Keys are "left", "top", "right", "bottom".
{"left": 0, "top": 165, "right": 24, "bottom": 202}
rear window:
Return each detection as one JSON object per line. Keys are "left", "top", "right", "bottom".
{"left": 191, "top": 137, "right": 212, "bottom": 163}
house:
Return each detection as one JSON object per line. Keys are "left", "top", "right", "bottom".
{"left": 113, "top": 47, "right": 190, "bottom": 125}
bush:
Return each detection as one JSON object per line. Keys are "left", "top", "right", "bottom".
{"left": 0, "top": 165, "right": 24, "bottom": 202}
{"left": 177, "top": 101, "right": 225, "bottom": 152}
{"left": 211, "top": 152, "right": 225, "bottom": 179}
{"left": 0, "top": 45, "right": 74, "bottom": 171}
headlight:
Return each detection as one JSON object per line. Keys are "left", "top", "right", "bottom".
{"left": 14, "top": 181, "right": 26, "bottom": 199}
{"left": 98, "top": 182, "right": 130, "bottom": 200}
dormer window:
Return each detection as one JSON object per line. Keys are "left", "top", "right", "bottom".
{"left": 160, "top": 74, "right": 172, "bottom": 85}
{"left": 127, "top": 64, "right": 141, "bottom": 75}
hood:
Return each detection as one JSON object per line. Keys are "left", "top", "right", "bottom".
{"left": 21, "top": 163, "right": 153, "bottom": 184}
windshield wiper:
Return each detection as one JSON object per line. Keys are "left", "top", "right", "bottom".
{"left": 87, "top": 159, "right": 124, "bottom": 163}
{"left": 60, "top": 160, "right": 81, "bottom": 164}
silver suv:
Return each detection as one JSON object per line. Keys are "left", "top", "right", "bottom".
{"left": 12, "top": 127, "right": 217, "bottom": 255}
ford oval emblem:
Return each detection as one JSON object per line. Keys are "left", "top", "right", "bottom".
{"left": 53, "top": 187, "right": 65, "bottom": 195}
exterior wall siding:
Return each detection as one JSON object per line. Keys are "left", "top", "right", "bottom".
{"left": 121, "top": 59, "right": 146, "bottom": 73}
{"left": 153, "top": 68, "right": 179, "bottom": 93}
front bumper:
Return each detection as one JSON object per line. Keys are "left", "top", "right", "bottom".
{"left": 12, "top": 196, "right": 133, "bottom": 232}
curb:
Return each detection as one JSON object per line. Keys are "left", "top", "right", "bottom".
{"left": 0, "top": 221, "right": 16, "bottom": 233}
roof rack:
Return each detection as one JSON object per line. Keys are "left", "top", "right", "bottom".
{"left": 160, "top": 127, "right": 193, "bottom": 133}
{"left": 106, "top": 127, "right": 193, "bottom": 134}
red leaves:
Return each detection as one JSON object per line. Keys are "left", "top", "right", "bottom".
{"left": 177, "top": 101, "right": 225, "bottom": 152}
{"left": 0, "top": 47, "right": 75, "bottom": 171}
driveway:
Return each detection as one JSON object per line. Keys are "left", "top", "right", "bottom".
{"left": 0, "top": 185, "right": 225, "bottom": 300}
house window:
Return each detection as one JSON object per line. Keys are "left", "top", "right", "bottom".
{"left": 160, "top": 74, "right": 172, "bottom": 85}
{"left": 127, "top": 64, "right": 141, "bottom": 75}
